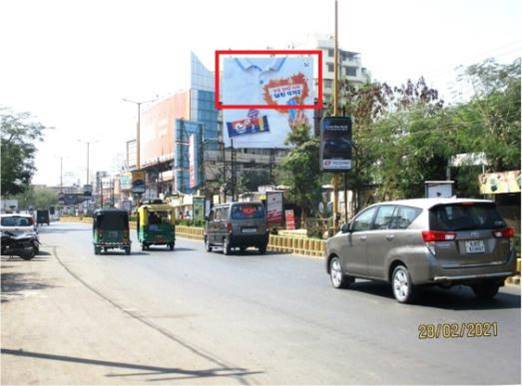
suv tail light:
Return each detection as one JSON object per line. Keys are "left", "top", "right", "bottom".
{"left": 226, "top": 223, "right": 232, "bottom": 233}
{"left": 492, "top": 227, "right": 515, "bottom": 239}
{"left": 123, "top": 230, "right": 129, "bottom": 241}
{"left": 99, "top": 230, "right": 103, "bottom": 240}
{"left": 422, "top": 230, "right": 456, "bottom": 242}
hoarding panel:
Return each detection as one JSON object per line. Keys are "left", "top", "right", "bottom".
{"left": 222, "top": 55, "right": 314, "bottom": 148}
{"left": 320, "top": 116, "right": 353, "bottom": 171}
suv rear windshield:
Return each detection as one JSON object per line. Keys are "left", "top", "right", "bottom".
{"left": 1, "top": 216, "right": 34, "bottom": 226}
{"left": 231, "top": 204, "right": 265, "bottom": 220}
{"left": 429, "top": 203, "right": 506, "bottom": 231}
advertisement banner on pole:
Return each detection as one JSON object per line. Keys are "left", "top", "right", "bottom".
{"left": 189, "top": 134, "right": 199, "bottom": 189}
{"left": 285, "top": 209, "right": 296, "bottom": 230}
{"left": 266, "top": 191, "right": 283, "bottom": 226}
{"left": 120, "top": 173, "right": 132, "bottom": 191}
{"left": 193, "top": 197, "right": 205, "bottom": 223}
{"left": 131, "top": 170, "right": 146, "bottom": 194}
{"left": 320, "top": 116, "right": 353, "bottom": 171}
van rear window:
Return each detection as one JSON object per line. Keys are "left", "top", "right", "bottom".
{"left": 97, "top": 214, "right": 128, "bottom": 229}
{"left": 231, "top": 204, "right": 265, "bottom": 220}
{"left": 429, "top": 203, "right": 506, "bottom": 231}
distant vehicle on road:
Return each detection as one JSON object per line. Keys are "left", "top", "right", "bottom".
{"left": 92, "top": 209, "right": 131, "bottom": 255}
{"left": 0, "top": 214, "right": 39, "bottom": 255}
{"left": 325, "top": 198, "right": 517, "bottom": 303}
{"left": 36, "top": 209, "right": 50, "bottom": 226}
{"left": 136, "top": 202, "right": 176, "bottom": 251}
{"left": 205, "top": 201, "right": 269, "bottom": 255}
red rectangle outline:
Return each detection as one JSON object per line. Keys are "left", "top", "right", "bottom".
{"left": 215, "top": 49, "right": 323, "bottom": 110}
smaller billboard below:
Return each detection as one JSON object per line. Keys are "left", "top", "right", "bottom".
{"left": 479, "top": 170, "right": 521, "bottom": 194}
{"left": 320, "top": 116, "right": 353, "bottom": 171}
{"left": 120, "top": 173, "right": 132, "bottom": 190}
{"left": 132, "top": 170, "right": 146, "bottom": 194}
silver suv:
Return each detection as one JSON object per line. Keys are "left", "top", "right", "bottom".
{"left": 325, "top": 198, "right": 517, "bottom": 303}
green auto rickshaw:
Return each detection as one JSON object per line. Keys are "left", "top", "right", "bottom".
{"left": 137, "top": 202, "right": 175, "bottom": 251}
{"left": 92, "top": 208, "right": 131, "bottom": 255}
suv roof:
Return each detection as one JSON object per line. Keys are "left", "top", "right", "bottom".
{"left": 368, "top": 198, "right": 494, "bottom": 210}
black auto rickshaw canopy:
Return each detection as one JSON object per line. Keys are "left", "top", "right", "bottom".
{"left": 93, "top": 208, "right": 130, "bottom": 230}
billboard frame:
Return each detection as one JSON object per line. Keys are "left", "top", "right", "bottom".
{"left": 215, "top": 49, "right": 323, "bottom": 110}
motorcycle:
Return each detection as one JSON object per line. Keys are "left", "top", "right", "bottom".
{"left": 1, "top": 231, "right": 40, "bottom": 260}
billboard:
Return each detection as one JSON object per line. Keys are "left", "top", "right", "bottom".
{"left": 479, "top": 170, "right": 521, "bottom": 194}
{"left": 222, "top": 55, "right": 314, "bottom": 148}
{"left": 141, "top": 93, "right": 190, "bottom": 167}
{"left": 320, "top": 116, "right": 353, "bottom": 171}
{"left": 188, "top": 134, "right": 199, "bottom": 189}
{"left": 120, "top": 173, "right": 132, "bottom": 191}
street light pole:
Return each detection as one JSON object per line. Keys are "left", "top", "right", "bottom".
{"left": 122, "top": 97, "right": 156, "bottom": 170}
{"left": 332, "top": 0, "right": 340, "bottom": 232}
{"left": 78, "top": 140, "right": 98, "bottom": 186}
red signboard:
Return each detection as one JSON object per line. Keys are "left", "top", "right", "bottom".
{"left": 285, "top": 209, "right": 295, "bottom": 230}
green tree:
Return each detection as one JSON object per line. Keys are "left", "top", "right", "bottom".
{"left": 1, "top": 108, "right": 47, "bottom": 195}
{"left": 455, "top": 58, "right": 521, "bottom": 172}
{"left": 278, "top": 124, "right": 323, "bottom": 219}
{"left": 237, "top": 170, "right": 272, "bottom": 193}
{"left": 12, "top": 185, "right": 58, "bottom": 210}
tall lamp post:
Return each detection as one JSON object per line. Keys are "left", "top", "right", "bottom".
{"left": 77, "top": 140, "right": 98, "bottom": 185}
{"left": 121, "top": 98, "right": 156, "bottom": 170}
{"left": 332, "top": 0, "right": 340, "bottom": 232}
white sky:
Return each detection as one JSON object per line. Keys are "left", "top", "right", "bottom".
{"left": 0, "top": 0, "right": 520, "bottom": 187}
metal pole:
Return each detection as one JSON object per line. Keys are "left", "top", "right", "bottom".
{"left": 332, "top": 0, "right": 340, "bottom": 232}
{"left": 86, "top": 142, "right": 90, "bottom": 185}
{"left": 231, "top": 138, "right": 235, "bottom": 201}
{"left": 137, "top": 103, "right": 141, "bottom": 170}
{"left": 60, "top": 157, "right": 63, "bottom": 193}
{"left": 344, "top": 172, "right": 348, "bottom": 224}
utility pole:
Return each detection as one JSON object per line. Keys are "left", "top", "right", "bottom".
{"left": 231, "top": 139, "right": 236, "bottom": 201}
{"left": 122, "top": 97, "right": 156, "bottom": 170}
{"left": 60, "top": 157, "right": 63, "bottom": 193}
{"left": 78, "top": 140, "right": 98, "bottom": 186}
{"left": 332, "top": 0, "right": 340, "bottom": 232}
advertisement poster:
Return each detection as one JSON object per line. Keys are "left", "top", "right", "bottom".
{"left": 120, "top": 173, "right": 132, "bottom": 190}
{"left": 131, "top": 170, "right": 146, "bottom": 194}
{"left": 266, "top": 191, "right": 283, "bottom": 226}
{"left": 222, "top": 56, "right": 314, "bottom": 148}
{"left": 188, "top": 134, "right": 199, "bottom": 188}
{"left": 479, "top": 170, "right": 521, "bottom": 194}
{"left": 193, "top": 197, "right": 205, "bottom": 223}
{"left": 320, "top": 116, "right": 353, "bottom": 171}
{"left": 285, "top": 209, "right": 296, "bottom": 230}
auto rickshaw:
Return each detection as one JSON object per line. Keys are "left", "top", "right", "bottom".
{"left": 36, "top": 209, "right": 50, "bottom": 226}
{"left": 137, "top": 202, "right": 176, "bottom": 250}
{"left": 92, "top": 208, "right": 131, "bottom": 255}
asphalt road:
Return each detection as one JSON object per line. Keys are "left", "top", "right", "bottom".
{"left": 2, "top": 222, "right": 521, "bottom": 385}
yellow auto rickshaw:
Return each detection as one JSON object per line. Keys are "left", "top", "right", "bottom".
{"left": 136, "top": 201, "right": 176, "bottom": 251}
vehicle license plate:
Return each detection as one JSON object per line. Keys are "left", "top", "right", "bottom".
{"left": 241, "top": 227, "right": 257, "bottom": 234}
{"left": 465, "top": 240, "right": 485, "bottom": 254}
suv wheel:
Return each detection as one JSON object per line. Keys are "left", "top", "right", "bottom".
{"left": 392, "top": 265, "right": 415, "bottom": 303}
{"left": 329, "top": 256, "right": 354, "bottom": 289}
{"left": 472, "top": 281, "right": 500, "bottom": 300}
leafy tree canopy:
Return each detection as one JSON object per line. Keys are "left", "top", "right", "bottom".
{"left": 1, "top": 108, "right": 48, "bottom": 195}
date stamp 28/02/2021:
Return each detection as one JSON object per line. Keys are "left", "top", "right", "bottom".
{"left": 418, "top": 322, "right": 498, "bottom": 339}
